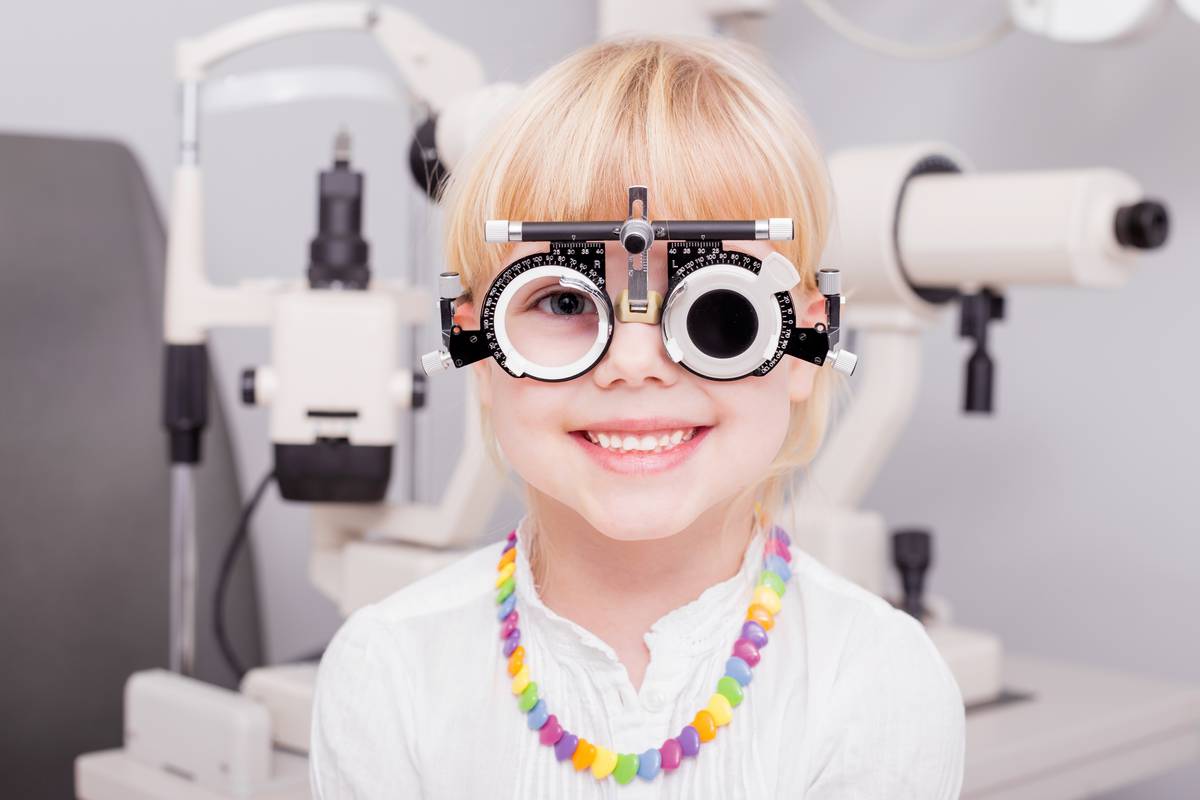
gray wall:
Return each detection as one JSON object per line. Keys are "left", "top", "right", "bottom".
{"left": 2, "top": 2, "right": 1195, "bottom": 796}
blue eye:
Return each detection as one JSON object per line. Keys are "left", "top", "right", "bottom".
{"left": 534, "top": 291, "right": 596, "bottom": 316}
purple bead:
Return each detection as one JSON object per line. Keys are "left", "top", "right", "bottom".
{"left": 502, "top": 629, "right": 521, "bottom": 657}
{"left": 496, "top": 593, "right": 516, "bottom": 620}
{"left": 554, "top": 732, "right": 579, "bottom": 761}
{"left": 732, "top": 637, "right": 760, "bottom": 667}
{"left": 500, "top": 612, "right": 519, "bottom": 639}
{"left": 502, "top": 537, "right": 516, "bottom": 553}
{"left": 770, "top": 525, "right": 791, "bottom": 546}
{"left": 741, "top": 620, "right": 768, "bottom": 649}
{"left": 678, "top": 726, "right": 701, "bottom": 757}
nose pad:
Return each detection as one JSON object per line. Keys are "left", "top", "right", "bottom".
{"left": 615, "top": 288, "right": 664, "bottom": 325}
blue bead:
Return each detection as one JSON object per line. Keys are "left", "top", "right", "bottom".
{"left": 497, "top": 593, "right": 517, "bottom": 619}
{"left": 725, "top": 656, "right": 753, "bottom": 686}
{"left": 637, "top": 747, "right": 662, "bottom": 780}
{"left": 527, "top": 699, "right": 549, "bottom": 729}
{"left": 765, "top": 554, "right": 792, "bottom": 583}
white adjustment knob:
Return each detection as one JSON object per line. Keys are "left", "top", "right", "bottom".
{"left": 421, "top": 349, "right": 452, "bottom": 375}
{"left": 827, "top": 348, "right": 858, "bottom": 376}
{"left": 768, "top": 218, "right": 793, "bottom": 240}
{"left": 484, "top": 220, "right": 508, "bottom": 243}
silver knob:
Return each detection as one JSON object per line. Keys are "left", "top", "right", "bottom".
{"left": 438, "top": 272, "right": 463, "bottom": 299}
{"left": 421, "top": 349, "right": 452, "bottom": 375}
{"left": 817, "top": 268, "right": 841, "bottom": 295}
{"left": 828, "top": 348, "right": 858, "bottom": 376}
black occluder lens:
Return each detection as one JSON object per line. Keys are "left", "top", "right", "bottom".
{"left": 687, "top": 289, "right": 758, "bottom": 359}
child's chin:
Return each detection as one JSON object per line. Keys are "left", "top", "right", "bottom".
{"left": 583, "top": 502, "right": 699, "bottom": 543}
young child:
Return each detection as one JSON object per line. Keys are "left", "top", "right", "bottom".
{"left": 310, "top": 35, "right": 964, "bottom": 799}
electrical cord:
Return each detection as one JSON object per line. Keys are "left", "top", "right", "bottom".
{"left": 801, "top": 0, "right": 1015, "bottom": 60}
{"left": 215, "top": 468, "right": 275, "bottom": 680}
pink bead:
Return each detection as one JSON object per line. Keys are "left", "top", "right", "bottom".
{"left": 660, "top": 738, "right": 683, "bottom": 770}
{"left": 732, "top": 637, "right": 761, "bottom": 667}
{"left": 507, "top": 529, "right": 517, "bottom": 541}
{"left": 500, "top": 613, "right": 519, "bottom": 639}
{"left": 539, "top": 714, "right": 564, "bottom": 745}
{"left": 765, "top": 538, "right": 792, "bottom": 562}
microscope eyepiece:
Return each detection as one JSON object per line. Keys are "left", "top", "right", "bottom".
{"left": 1114, "top": 199, "right": 1169, "bottom": 250}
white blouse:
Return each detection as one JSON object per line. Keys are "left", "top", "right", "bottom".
{"left": 310, "top": 517, "right": 965, "bottom": 799}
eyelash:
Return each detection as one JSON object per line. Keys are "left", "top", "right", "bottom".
{"left": 529, "top": 290, "right": 597, "bottom": 316}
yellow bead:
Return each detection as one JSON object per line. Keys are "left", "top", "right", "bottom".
{"left": 494, "top": 562, "right": 515, "bottom": 586}
{"left": 752, "top": 584, "right": 782, "bottom": 615}
{"left": 591, "top": 745, "right": 618, "bottom": 779}
{"left": 707, "top": 692, "right": 733, "bottom": 726}
{"left": 511, "top": 664, "right": 530, "bottom": 694}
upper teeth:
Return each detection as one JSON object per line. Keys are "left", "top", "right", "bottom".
{"left": 584, "top": 428, "right": 697, "bottom": 453}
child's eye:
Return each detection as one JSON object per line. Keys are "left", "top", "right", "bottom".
{"left": 532, "top": 291, "right": 596, "bottom": 316}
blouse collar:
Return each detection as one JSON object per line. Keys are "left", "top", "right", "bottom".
{"left": 511, "top": 515, "right": 768, "bottom": 664}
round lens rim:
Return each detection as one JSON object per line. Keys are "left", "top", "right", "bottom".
{"left": 661, "top": 261, "right": 786, "bottom": 380}
{"left": 488, "top": 263, "right": 613, "bottom": 381}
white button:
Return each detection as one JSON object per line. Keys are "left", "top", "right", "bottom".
{"left": 644, "top": 689, "right": 667, "bottom": 711}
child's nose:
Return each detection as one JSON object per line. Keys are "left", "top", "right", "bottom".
{"left": 590, "top": 313, "right": 679, "bottom": 387}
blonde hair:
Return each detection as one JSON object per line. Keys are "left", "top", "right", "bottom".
{"left": 440, "top": 36, "right": 850, "bottom": 582}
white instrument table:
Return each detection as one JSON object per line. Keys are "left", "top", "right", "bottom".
{"left": 964, "top": 654, "right": 1200, "bottom": 798}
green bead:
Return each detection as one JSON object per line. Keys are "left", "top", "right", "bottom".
{"left": 517, "top": 681, "right": 539, "bottom": 711}
{"left": 717, "top": 675, "right": 745, "bottom": 707}
{"left": 612, "top": 753, "right": 639, "bottom": 784}
{"left": 757, "top": 569, "right": 786, "bottom": 597}
{"left": 496, "top": 575, "right": 515, "bottom": 603}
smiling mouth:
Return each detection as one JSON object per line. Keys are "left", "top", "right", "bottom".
{"left": 579, "top": 427, "right": 699, "bottom": 454}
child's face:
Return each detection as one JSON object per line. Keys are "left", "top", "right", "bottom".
{"left": 458, "top": 239, "right": 827, "bottom": 542}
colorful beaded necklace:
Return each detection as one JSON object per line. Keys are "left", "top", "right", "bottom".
{"left": 493, "top": 509, "right": 794, "bottom": 786}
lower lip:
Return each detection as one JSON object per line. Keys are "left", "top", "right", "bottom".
{"left": 569, "top": 427, "right": 712, "bottom": 475}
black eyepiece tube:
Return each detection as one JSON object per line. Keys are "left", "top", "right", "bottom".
{"left": 511, "top": 220, "right": 768, "bottom": 242}
{"left": 520, "top": 222, "right": 622, "bottom": 241}
{"left": 654, "top": 221, "right": 758, "bottom": 240}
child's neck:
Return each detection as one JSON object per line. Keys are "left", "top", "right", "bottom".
{"left": 525, "top": 491, "right": 758, "bottom": 693}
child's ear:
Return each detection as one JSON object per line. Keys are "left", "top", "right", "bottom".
{"left": 786, "top": 286, "right": 828, "bottom": 404}
{"left": 453, "top": 299, "right": 493, "bottom": 407}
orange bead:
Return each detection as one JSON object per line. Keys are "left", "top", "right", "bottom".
{"left": 692, "top": 709, "right": 717, "bottom": 742}
{"left": 506, "top": 645, "right": 525, "bottom": 677}
{"left": 498, "top": 547, "right": 516, "bottom": 568}
{"left": 746, "top": 603, "right": 774, "bottom": 631}
{"left": 572, "top": 738, "right": 597, "bottom": 771}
